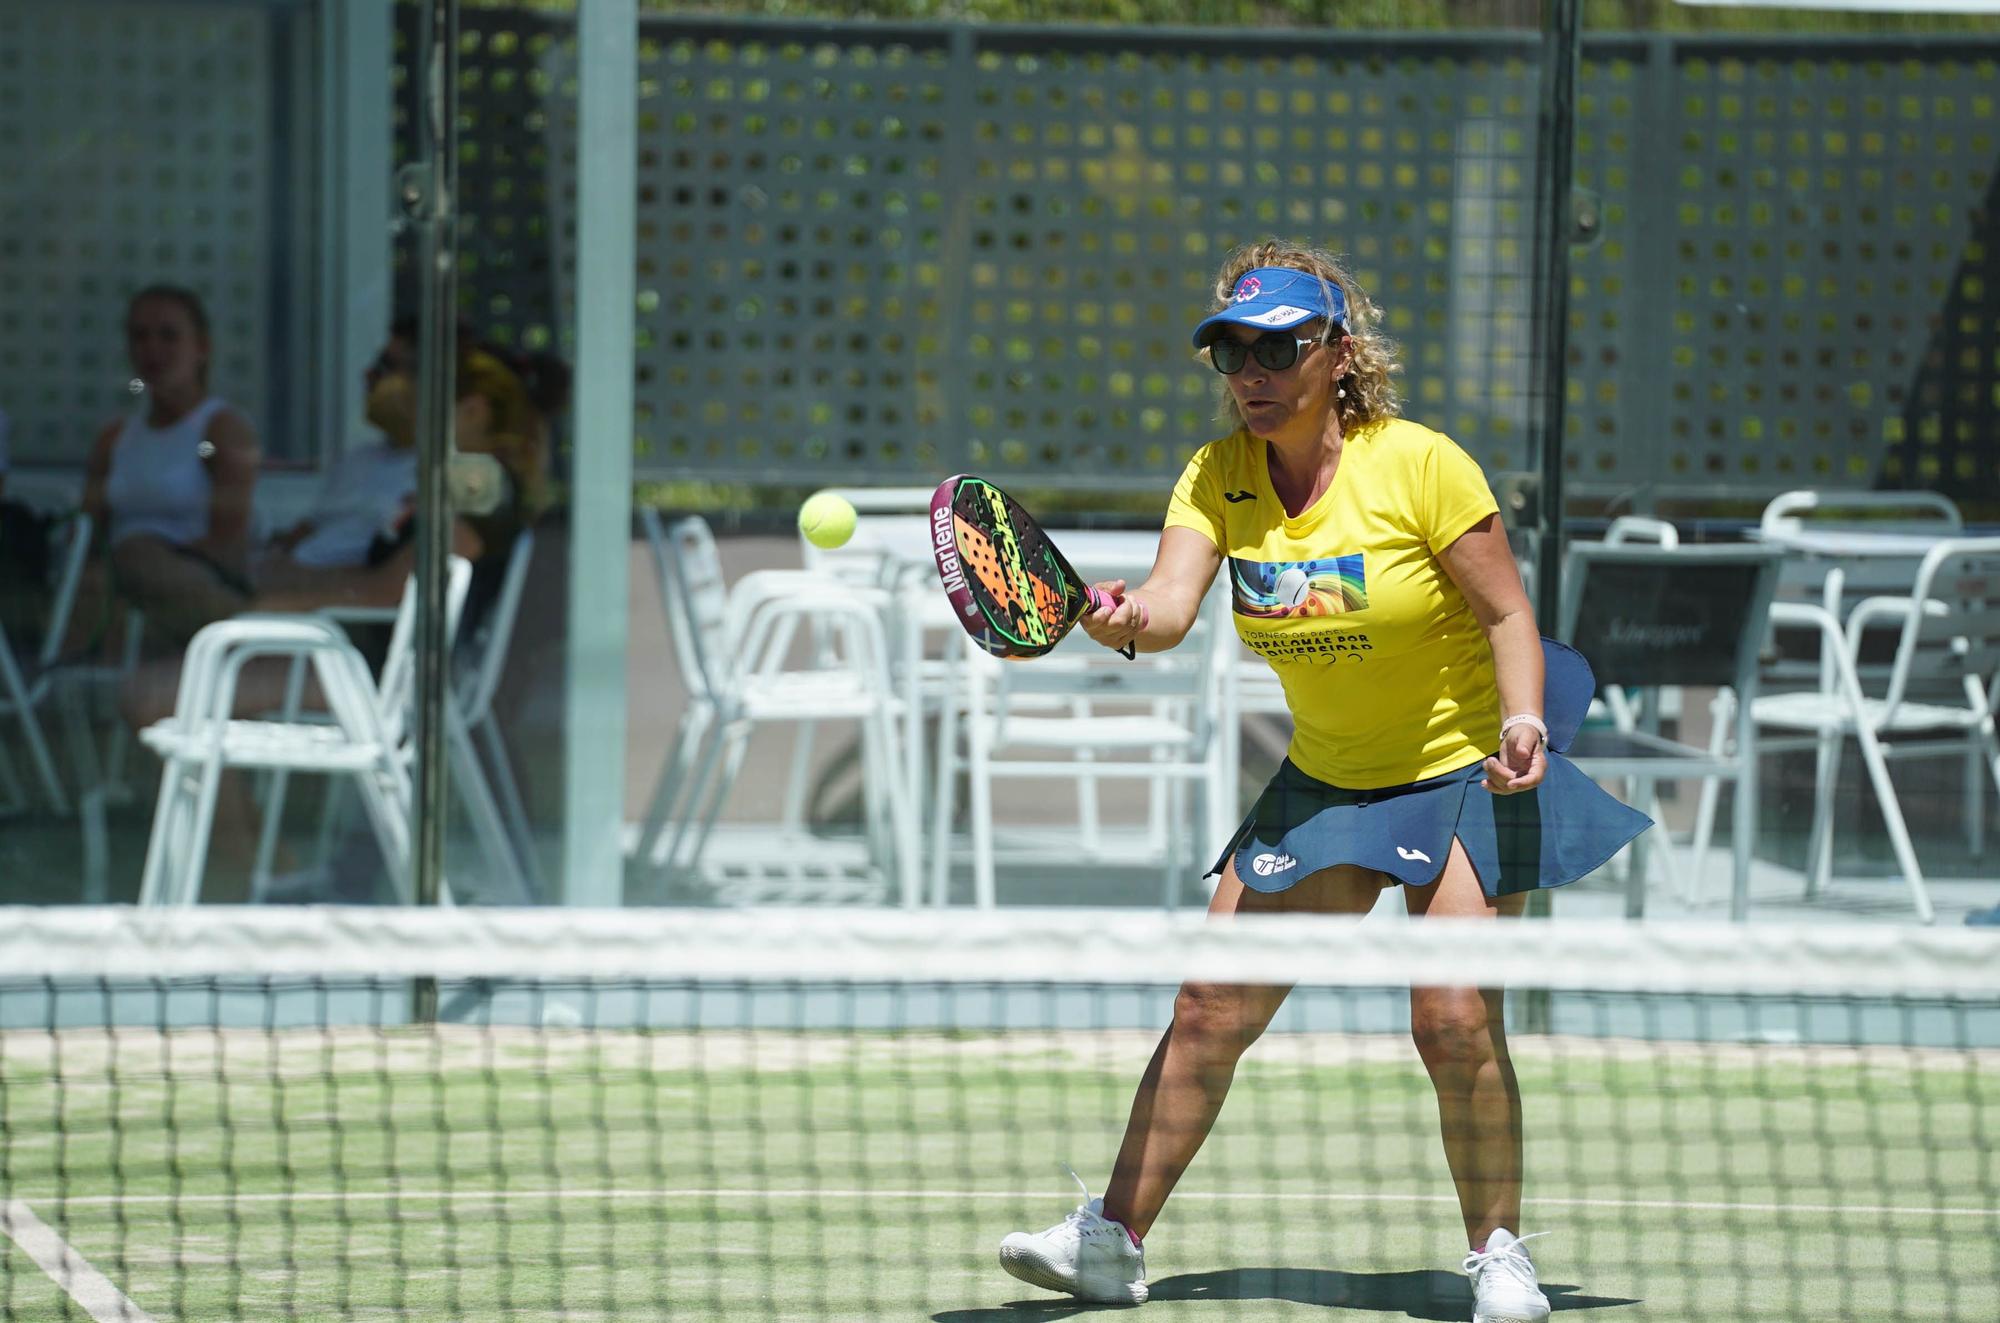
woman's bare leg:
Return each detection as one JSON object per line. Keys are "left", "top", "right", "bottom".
{"left": 58, "top": 558, "right": 118, "bottom": 660}
{"left": 1405, "top": 838, "right": 1529, "bottom": 1248}
{"left": 110, "top": 536, "right": 248, "bottom": 648}
{"left": 1099, "top": 859, "right": 1385, "bottom": 1239}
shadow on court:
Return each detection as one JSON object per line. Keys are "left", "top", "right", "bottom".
{"left": 934, "top": 1268, "right": 1637, "bottom": 1319}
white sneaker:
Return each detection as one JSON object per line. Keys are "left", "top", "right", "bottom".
{"left": 999, "top": 1169, "right": 1148, "bottom": 1305}
{"left": 1464, "top": 1228, "right": 1550, "bottom": 1323}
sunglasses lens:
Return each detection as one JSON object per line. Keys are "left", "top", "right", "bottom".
{"left": 1251, "top": 334, "right": 1301, "bottom": 372}
{"left": 1209, "top": 340, "right": 1247, "bottom": 375}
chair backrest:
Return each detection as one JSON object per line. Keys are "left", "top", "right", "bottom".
{"left": 376, "top": 556, "right": 472, "bottom": 746}
{"left": 1759, "top": 488, "right": 1962, "bottom": 540}
{"left": 457, "top": 526, "right": 535, "bottom": 722}
{"left": 1756, "top": 492, "right": 1961, "bottom": 680}
{"left": 1603, "top": 515, "right": 1679, "bottom": 548}
{"left": 31, "top": 511, "right": 93, "bottom": 672}
{"left": 643, "top": 510, "right": 729, "bottom": 700}
{"left": 1877, "top": 537, "right": 2000, "bottom": 711}
{"left": 1560, "top": 543, "right": 1785, "bottom": 694}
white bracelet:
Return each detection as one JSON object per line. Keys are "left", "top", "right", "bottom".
{"left": 1499, "top": 713, "right": 1549, "bottom": 747}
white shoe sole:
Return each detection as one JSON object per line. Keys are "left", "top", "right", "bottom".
{"left": 1474, "top": 1309, "right": 1549, "bottom": 1323}
{"left": 998, "top": 1239, "right": 1148, "bottom": 1305}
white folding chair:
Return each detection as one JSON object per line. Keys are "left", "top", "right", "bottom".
{"left": 793, "top": 487, "right": 940, "bottom": 839}
{"left": 634, "top": 511, "right": 918, "bottom": 905}
{"left": 1749, "top": 537, "right": 2000, "bottom": 924}
{"left": 1759, "top": 489, "right": 1962, "bottom": 543}
{"left": 245, "top": 548, "right": 534, "bottom": 906}
{"left": 1756, "top": 490, "right": 1982, "bottom": 864}
{"left": 135, "top": 559, "right": 471, "bottom": 906}
{"left": 455, "top": 527, "right": 542, "bottom": 896}
{"left": 930, "top": 576, "right": 1231, "bottom": 909}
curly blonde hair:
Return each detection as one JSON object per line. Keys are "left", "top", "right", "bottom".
{"left": 1203, "top": 240, "right": 1401, "bottom": 435}
{"left": 459, "top": 348, "right": 551, "bottom": 522}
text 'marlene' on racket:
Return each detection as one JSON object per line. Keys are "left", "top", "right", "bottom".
{"left": 929, "top": 474, "right": 1135, "bottom": 661}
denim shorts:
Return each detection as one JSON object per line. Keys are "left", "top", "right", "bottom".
{"left": 1212, "top": 753, "right": 1653, "bottom": 898}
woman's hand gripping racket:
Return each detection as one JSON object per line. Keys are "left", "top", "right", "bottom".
{"left": 929, "top": 474, "right": 1144, "bottom": 660}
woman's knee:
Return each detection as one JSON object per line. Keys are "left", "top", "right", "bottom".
{"left": 1171, "top": 981, "right": 1280, "bottom": 1060}
{"left": 1409, "top": 988, "right": 1505, "bottom": 1071}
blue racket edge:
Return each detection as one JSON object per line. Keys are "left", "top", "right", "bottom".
{"left": 1540, "top": 636, "right": 1594, "bottom": 754}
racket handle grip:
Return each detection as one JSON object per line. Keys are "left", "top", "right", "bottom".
{"left": 1085, "top": 586, "right": 1141, "bottom": 660}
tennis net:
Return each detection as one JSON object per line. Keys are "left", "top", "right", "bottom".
{"left": 1, "top": 906, "right": 1995, "bottom": 1322}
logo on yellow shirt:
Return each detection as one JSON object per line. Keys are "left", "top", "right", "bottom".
{"left": 1230, "top": 554, "right": 1368, "bottom": 618}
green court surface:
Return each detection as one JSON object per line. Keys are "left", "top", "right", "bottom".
{"left": 2, "top": 1027, "right": 1995, "bottom": 1321}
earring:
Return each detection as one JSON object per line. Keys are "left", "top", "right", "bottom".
{"left": 1336, "top": 386, "right": 1347, "bottom": 399}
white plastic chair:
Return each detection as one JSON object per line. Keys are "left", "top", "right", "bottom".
{"left": 929, "top": 575, "right": 1231, "bottom": 909}
{"left": 1756, "top": 489, "right": 1984, "bottom": 865}
{"left": 635, "top": 511, "right": 919, "bottom": 905}
{"left": 1749, "top": 537, "right": 2000, "bottom": 924}
{"left": 793, "top": 487, "right": 940, "bottom": 840}
{"left": 1759, "top": 488, "right": 1962, "bottom": 542}
{"left": 245, "top": 540, "right": 535, "bottom": 906}
{"left": 455, "top": 527, "right": 542, "bottom": 895}
{"left": 134, "top": 558, "right": 472, "bottom": 906}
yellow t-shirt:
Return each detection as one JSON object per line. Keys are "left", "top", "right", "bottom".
{"left": 1166, "top": 418, "right": 1502, "bottom": 789}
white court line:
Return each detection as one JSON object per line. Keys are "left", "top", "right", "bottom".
{"left": 21, "top": 1187, "right": 1998, "bottom": 1221}
{"left": 0, "top": 1199, "right": 156, "bottom": 1323}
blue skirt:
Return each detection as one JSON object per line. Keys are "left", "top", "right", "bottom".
{"left": 1211, "top": 754, "right": 1653, "bottom": 898}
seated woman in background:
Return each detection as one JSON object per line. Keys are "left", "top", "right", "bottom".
{"left": 117, "top": 328, "right": 566, "bottom": 901}
{"left": 250, "top": 320, "right": 560, "bottom": 615}
{"left": 77, "top": 285, "right": 261, "bottom": 649}
{"left": 253, "top": 332, "right": 424, "bottom": 593}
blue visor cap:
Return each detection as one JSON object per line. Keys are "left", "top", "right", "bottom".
{"left": 1191, "top": 267, "right": 1348, "bottom": 348}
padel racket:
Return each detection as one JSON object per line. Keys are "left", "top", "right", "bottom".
{"left": 930, "top": 474, "right": 1135, "bottom": 660}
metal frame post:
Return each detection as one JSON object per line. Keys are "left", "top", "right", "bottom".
{"left": 406, "top": 0, "right": 459, "bottom": 1020}
{"left": 562, "top": 0, "right": 639, "bottom": 906}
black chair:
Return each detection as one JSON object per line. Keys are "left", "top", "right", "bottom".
{"left": 1558, "top": 542, "right": 1785, "bottom": 920}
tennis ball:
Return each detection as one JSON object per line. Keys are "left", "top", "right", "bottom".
{"left": 1274, "top": 566, "right": 1312, "bottom": 608}
{"left": 798, "top": 491, "right": 858, "bottom": 550}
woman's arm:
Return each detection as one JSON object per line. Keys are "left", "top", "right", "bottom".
{"left": 250, "top": 517, "right": 485, "bottom": 615}
{"left": 1079, "top": 525, "right": 1223, "bottom": 655}
{"left": 193, "top": 408, "right": 261, "bottom": 566}
{"left": 1439, "top": 513, "right": 1545, "bottom": 793}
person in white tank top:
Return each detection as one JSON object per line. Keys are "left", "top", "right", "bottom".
{"left": 76, "top": 286, "right": 260, "bottom": 649}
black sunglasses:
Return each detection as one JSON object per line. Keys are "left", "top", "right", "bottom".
{"left": 1207, "top": 331, "right": 1322, "bottom": 376}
